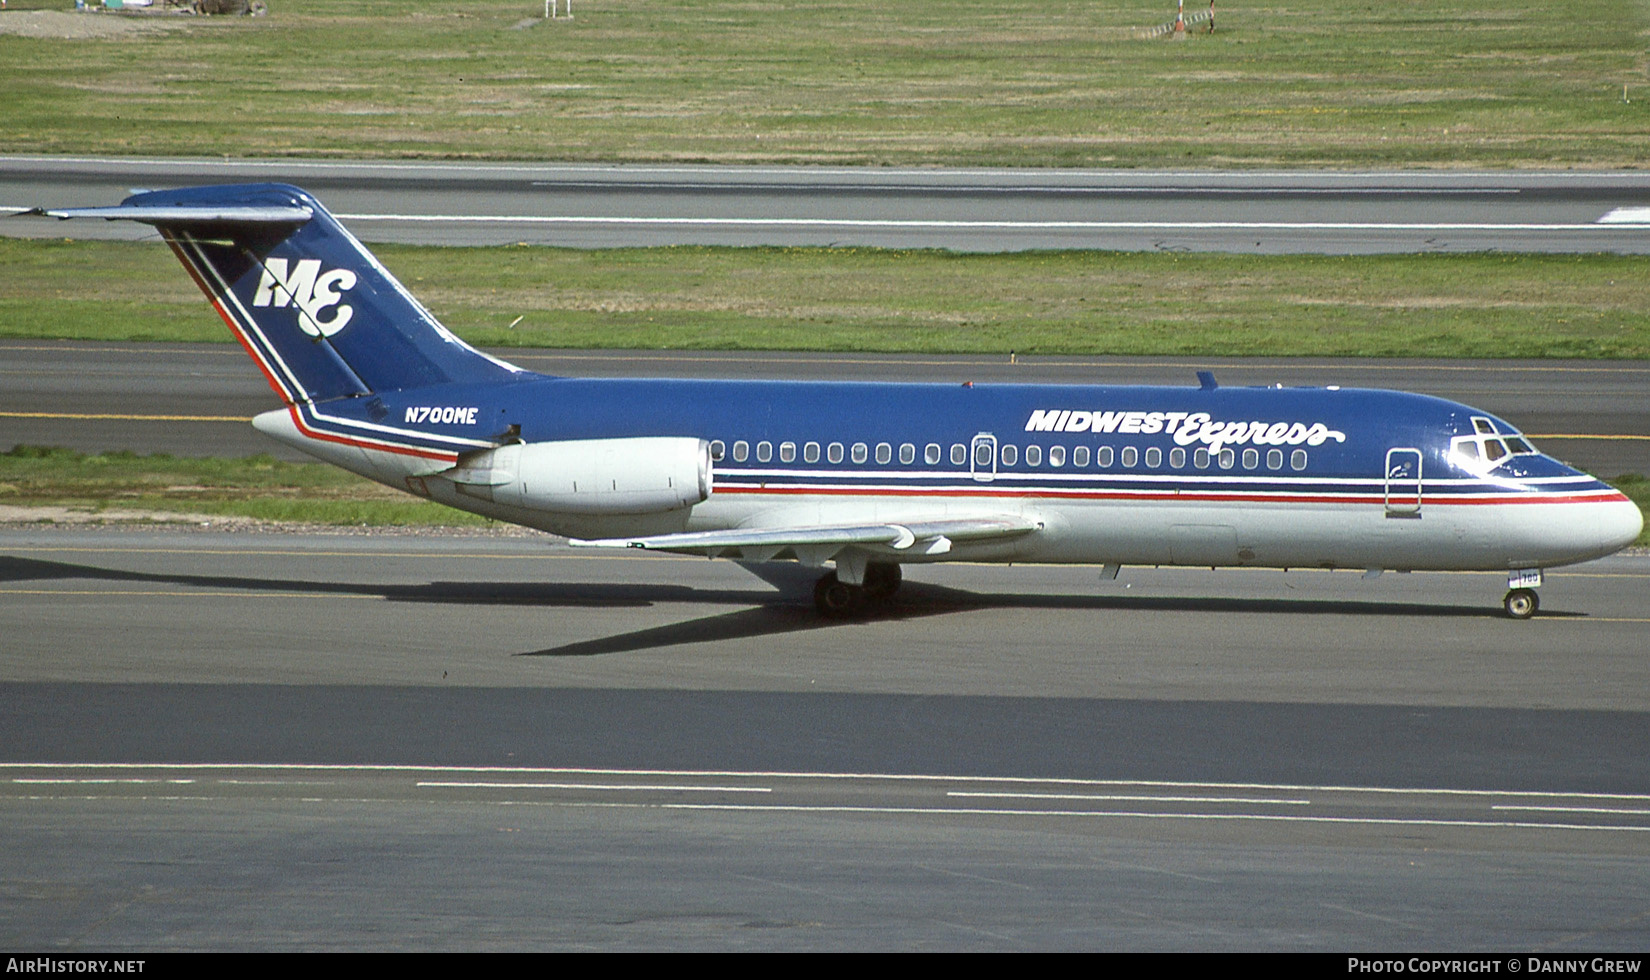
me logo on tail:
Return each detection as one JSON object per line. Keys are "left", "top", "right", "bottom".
{"left": 251, "top": 258, "right": 358, "bottom": 338}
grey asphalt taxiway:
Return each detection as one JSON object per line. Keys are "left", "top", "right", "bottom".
{"left": 2, "top": 528, "right": 1649, "bottom": 950}
{"left": 7, "top": 155, "right": 1650, "bottom": 253}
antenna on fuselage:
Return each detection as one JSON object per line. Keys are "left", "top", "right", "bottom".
{"left": 1197, "top": 371, "right": 1219, "bottom": 390}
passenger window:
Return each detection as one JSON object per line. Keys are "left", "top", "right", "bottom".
{"left": 780, "top": 441, "right": 796, "bottom": 463}
{"left": 1194, "top": 448, "right": 1211, "bottom": 469}
{"left": 1266, "top": 448, "right": 1283, "bottom": 470}
{"left": 951, "top": 443, "right": 967, "bottom": 465}
{"left": 900, "top": 443, "right": 916, "bottom": 464}
{"left": 1218, "top": 449, "right": 1235, "bottom": 469}
{"left": 709, "top": 440, "right": 726, "bottom": 461}
{"left": 925, "top": 443, "right": 941, "bottom": 465}
{"left": 974, "top": 441, "right": 994, "bottom": 467}
{"left": 1121, "top": 446, "right": 1138, "bottom": 467}
{"left": 1074, "top": 446, "right": 1090, "bottom": 467}
{"left": 732, "top": 440, "right": 749, "bottom": 463}
{"left": 1144, "top": 447, "right": 1160, "bottom": 468}
{"left": 851, "top": 442, "right": 867, "bottom": 464}
{"left": 804, "top": 442, "right": 820, "bottom": 463}
{"left": 1290, "top": 449, "right": 1307, "bottom": 471}
{"left": 876, "top": 443, "right": 892, "bottom": 464}
{"left": 1026, "top": 445, "right": 1043, "bottom": 467}
{"left": 1170, "top": 447, "right": 1186, "bottom": 468}
{"left": 1242, "top": 448, "right": 1258, "bottom": 469}
{"left": 1049, "top": 445, "right": 1066, "bottom": 467}
{"left": 757, "top": 441, "right": 773, "bottom": 463}
{"left": 1001, "top": 444, "right": 1018, "bottom": 466}
{"left": 1098, "top": 446, "right": 1114, "bottom": 468}
{"left": 829, "top": 442, "right": 845, "bottom": 464}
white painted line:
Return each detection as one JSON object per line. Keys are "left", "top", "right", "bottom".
{"left": 1492, "top": 805, "right": 1650, "bottom": 815}
{"left": 332, "top": 212, "right": 1636, "bottom": 233}
{"left": 1597, "top": 207, "right": 1650, "bottom": 224}
{"left": 12, "top": 778, "right": 194, "bottom": 785}
{"left": 5, "top": 763, "right": 1649, "bottom": 802}
{"left": 522, "top": 800, "right": 1650, "bottom": 832}
{"left": 417, "top": 781, "right": 771, "bottom": 793}
{"left": 947, "top": 791, "right": 1310, "bottom": 805}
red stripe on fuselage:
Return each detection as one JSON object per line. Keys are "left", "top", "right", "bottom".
{"left": 285, "top": 404, "right": 458, "bottom": 463}
{"left": 711, "top": 484, "right": 1629, "bottom": 506}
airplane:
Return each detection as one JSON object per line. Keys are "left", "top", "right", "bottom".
{"left": 30, "top": 183, "right": 1643, "bottom": 619}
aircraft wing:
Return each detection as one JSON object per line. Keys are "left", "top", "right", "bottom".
{"left": 568, "top": 516, "right": 1041, "bottom": 563}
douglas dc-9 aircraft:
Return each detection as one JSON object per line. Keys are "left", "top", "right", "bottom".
{"left": 34, "top": 184, "right": 1641, "bottom": 618}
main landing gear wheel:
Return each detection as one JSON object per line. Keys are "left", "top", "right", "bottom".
{"left": 862, "top": 562, "right": 902, "bottom": 602}
{"left": 1503, "top": 588, "right": 1539, "bottom": 620}
{"left": 813, "top": 572, "right": 865, "bottom": 618}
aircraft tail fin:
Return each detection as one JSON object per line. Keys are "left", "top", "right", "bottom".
{"left": 39, "top": 184, "right": 522, "bottom": 404}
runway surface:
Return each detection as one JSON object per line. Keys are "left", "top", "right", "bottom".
{"left": 5, "top": 341, "right": 1647, "bottom": 476}
{"left": 6, "top": 156, "right": 1650, "bottom": 253}
{"left": 2, "top": 527, "right": 1648, "bottom": 950}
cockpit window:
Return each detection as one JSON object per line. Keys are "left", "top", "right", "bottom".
{"left": 1451, "top": 418, "right": 1539, "bottom": 471}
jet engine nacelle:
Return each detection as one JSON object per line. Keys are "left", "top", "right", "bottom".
{"left": 445, "top": 436, "right": 712, "bottom": 515}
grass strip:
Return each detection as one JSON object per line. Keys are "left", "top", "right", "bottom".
{"left": 0, "top": 445, "right": 493, "bottom": 527}
{"left": 4, "top": 238, "right": 1649, "bottom": 359}
{"left": 0, "top": 0, "right": 1645, "bottom": 169}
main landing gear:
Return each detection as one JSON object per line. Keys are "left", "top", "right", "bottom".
{"left": 813, "top": 562, "right": 902, "bottom": 617}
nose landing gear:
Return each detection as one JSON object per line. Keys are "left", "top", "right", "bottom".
{"left": 1502, "top": 588, "right": 1539, "bottom": 620}
{"left": 1502, "top": 569, "right": 1543, "bottom": 620}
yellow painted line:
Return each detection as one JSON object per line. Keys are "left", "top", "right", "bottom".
{"left": 0, "top": 410, "right": 251, "bottom": 422}
{"left": 0, "top": 588, "right": 374, "bottom": 599}
{"left": 1528, "top": 433, "right": 1650, "bottom": 441}
{"left": 5, "top": 341, "right": 1650, "bottom": 376}
{"left": 0, "top": 545, "right": 690, "bottom": 562}
{"left": 3, "top": 545, "right": 1642, "bottom": 572}
{"left": 512, "top": 351, "right": 1650, "bottom": 375}
{"left": 0, "top": 344, "right": 240, "bottom": 356}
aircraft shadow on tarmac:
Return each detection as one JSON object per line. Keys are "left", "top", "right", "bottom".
{"left": 0, "top": 553, "right": 1583, "bottom": 659}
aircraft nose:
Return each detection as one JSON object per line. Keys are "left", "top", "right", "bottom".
{"left": 1598, "top": 495, "right": 1645, "bottom": 554}
{"left": 1503, "top": 493, "right": 1642, "bottom": 567}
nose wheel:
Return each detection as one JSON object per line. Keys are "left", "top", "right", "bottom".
{"left": 1502, "top": 588, "right": 1539, "bottom": 620}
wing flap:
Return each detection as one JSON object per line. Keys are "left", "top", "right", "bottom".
{"left": 568, "top": 515, "right": 1040, "bottom": 560}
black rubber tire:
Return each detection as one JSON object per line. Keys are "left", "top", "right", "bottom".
{"left": 1503, "top": 588, "right": 1539, "bottom": 620}
{"left": 814, "top": 573, "right": 866, "bottom": 617}
{"left": 862, "top": 562, "right": 902, "bottom": 602}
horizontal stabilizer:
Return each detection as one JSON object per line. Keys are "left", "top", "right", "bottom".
{"left": 29, "top": 205, "right": 314, "bottom": 226}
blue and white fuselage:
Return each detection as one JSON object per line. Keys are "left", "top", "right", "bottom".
{"left": 38, "top": 184, "right": 1641, "bottom": 618}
